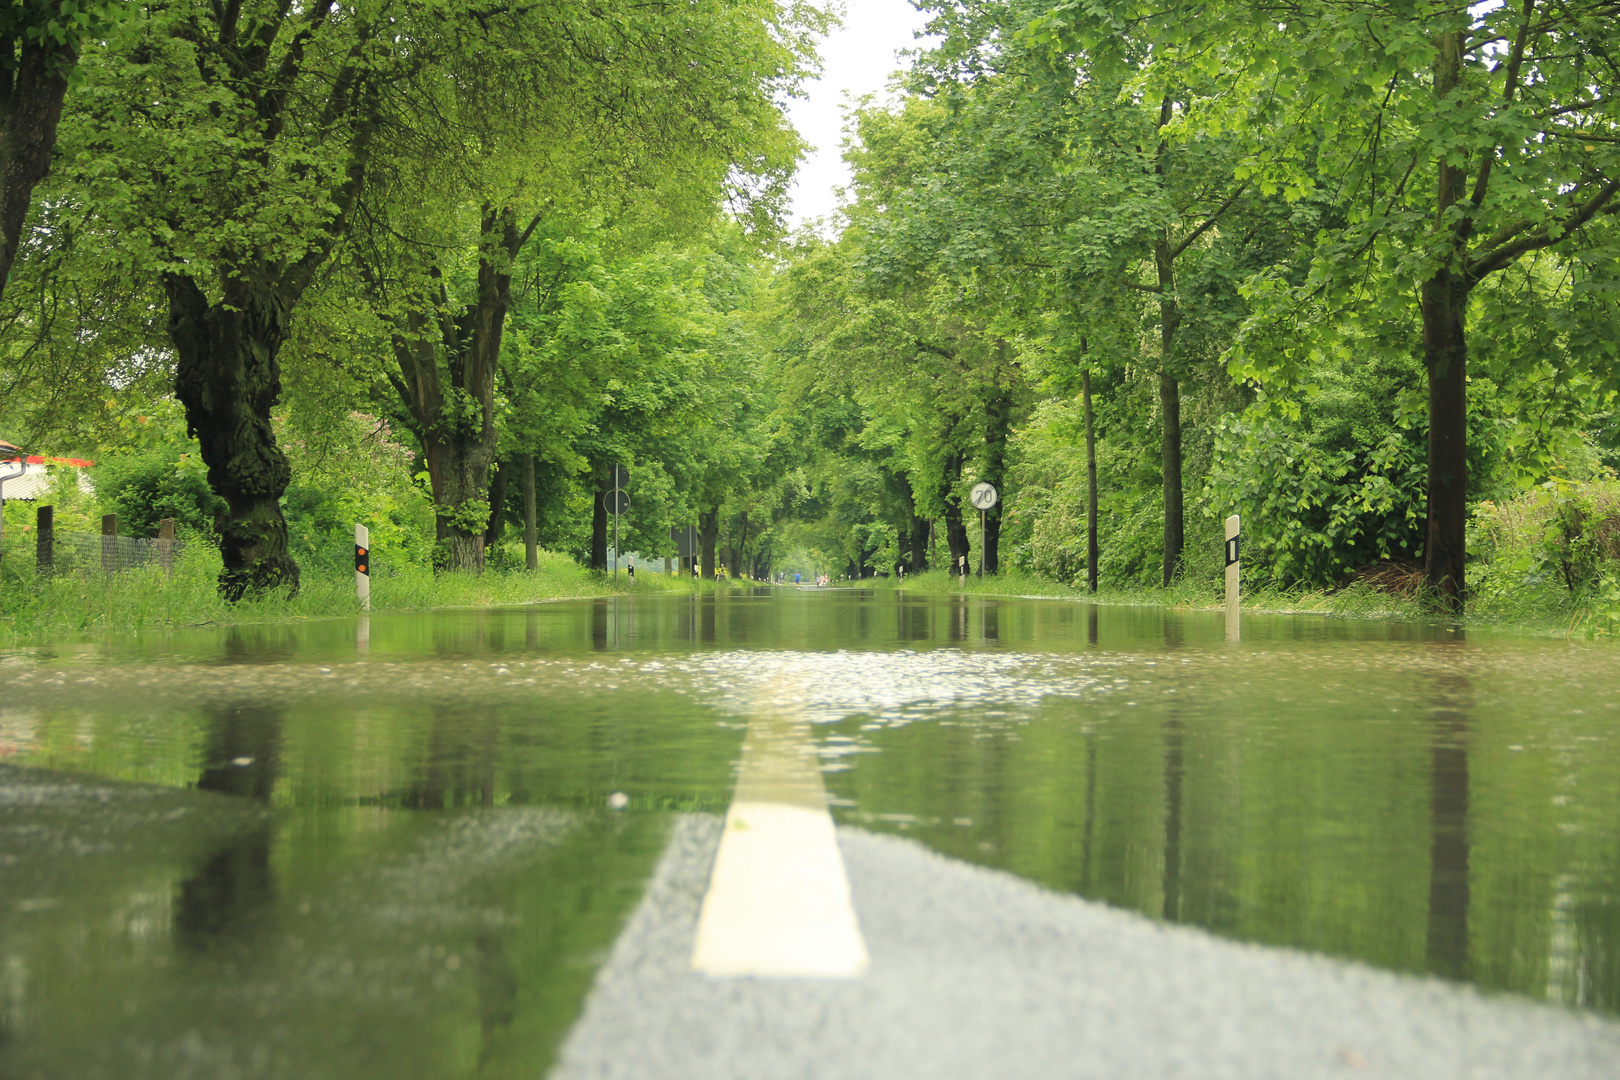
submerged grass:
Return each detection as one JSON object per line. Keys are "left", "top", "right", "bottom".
{"left": 0, "top": 544, "right": 695, "bottom": 647}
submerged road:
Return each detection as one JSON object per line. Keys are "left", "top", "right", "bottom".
{"left": 552, "top": 814, "right": 1620, "bottom": 1080}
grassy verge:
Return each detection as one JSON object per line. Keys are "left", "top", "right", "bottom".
{"left": 5, "top": 540, "right": 1613, "bottom": 644}
{"left": 872, "top": 567, "right": 1614, "bottom": 636}
{"left": 0, "top": 545, "right": 698, "bottom": 647}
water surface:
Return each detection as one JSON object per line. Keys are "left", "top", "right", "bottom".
{"left": 3, "top": 590, "right": 1618, "bottom": 1077}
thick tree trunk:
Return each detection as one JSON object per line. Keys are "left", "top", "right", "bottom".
{"left": 167, "top": 274, "right": 300, "bottom": 598}
{"left": 1421, "top": 272, "right": 1470, "bottom": 607}
{"left": 1159, "top": 371, "right": 1183, "bottom": 586}
{"left": 909, "top": 516, "right": 931, "bottom": 573}
{"left": 0, "top": 34, "right": 72, "bottom": 308}
{"left": 983, "top": 386, "right": 1011, "bottom": 575}
{"left": 908, "top": 494, "right": 930, "bottom": 573}
{"left": 1083, "top": 367, "right": 1099, "bottom": 593}
{"left": 483, "top": 459, "right": 508, "bottom": 549}
{"left": 698, "top": 506, "right": 719, "bottom": 580}
{"left": 1421, "top": 29, "right": 1471, "bottom": 610}
{"left": 388, "top": 206, "right": 535, "bottom": 574}
{"left": 522, "top": 452, "right": 537, "bottom": 571}
{"left": 1155, "top": 236, "right": 1184, "bottom": 587}
{"left": 941, "top": 452, "right": 969, "bottom": 572}
{"left": 590, "top": 480, "right": 608, "bottom": 571}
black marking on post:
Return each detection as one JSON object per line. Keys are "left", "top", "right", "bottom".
{"left": 356, "top": 545, "right": 369, "bottom": 576}
{"left": 1225, "top": 536, "right": 1240, "bottom": 568}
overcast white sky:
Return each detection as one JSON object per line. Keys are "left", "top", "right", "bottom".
{"left": 782, "top": 1, "right": 934, "bottom": 231}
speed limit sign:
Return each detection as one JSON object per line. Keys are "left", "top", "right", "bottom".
{"left": 969, "top": 482, "right": 998, "bottom": 510}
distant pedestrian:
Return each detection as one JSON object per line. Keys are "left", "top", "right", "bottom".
{"left": 794, "top": 572, "right": 801, "bottom": 585}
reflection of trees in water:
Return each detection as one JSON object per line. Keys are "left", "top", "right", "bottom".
{"left": 895, "top": 601, "right": 931, "bottom": 643}
{"left": 1425, "top": 645, "right": 1472, "bottom": 982}
{"left": 1079, "top": 731, "right": 1098, "bottom": 891}
{"left": 405, "top": 705, "right": 502, "bottom": 809}
{"left": 700, "top": 594, "right": 716, "bottom": 643}
{"left": 1161, "top": 715, "right": 1185, "bottom": 922}
{"left": 474, "top": 927, "right": 519, "bottom": 1067}
{"left": 176, "top": 701, "right": 283, "bottom": 950}
{"left": 1160, "top": 617, "right": 1186, "bottom": 921}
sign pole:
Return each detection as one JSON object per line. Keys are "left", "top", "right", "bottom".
{"left": 355, "top": 523, "right": 370, "bottom": 612}
{"left": 979, "top": 509, "right": 985, "bottom": 578}
{"left": 967, "top": 482, "right": 998, "bottom": 581}
{"left": 1224, "top": 514, "right": 1240, "bottom": 642}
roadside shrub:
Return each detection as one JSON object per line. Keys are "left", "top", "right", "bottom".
{"left": 278, "top": 412, "right": 436, "bottom": 574}
{"left": 91, "top": 404, "right": 225, "bottom": 538}
{"left": 1471, "top": 479, "right": 1620, "bottom": 595}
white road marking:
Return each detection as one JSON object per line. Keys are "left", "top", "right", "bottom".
{"left": 691, "top": 716, "right": 868, "bottom": 978}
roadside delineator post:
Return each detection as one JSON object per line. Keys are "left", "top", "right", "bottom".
{"left": 1225, "top": 514, "right": 1240, "bottom": 642}
{"left": 355, "top": 523, "right": 370, "bottom": 612}
{"left": 958, "top": 554, "right": 967, "bottom": 589}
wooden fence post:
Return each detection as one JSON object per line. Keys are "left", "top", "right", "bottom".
{"left": 101, "top": 513, "right": 118, "bottom": 574}
{"left": 157, "top": 518, "right": 175, "bottom": 575}
{"left": 36, "top": 505, "right": 53, "bottom": 576}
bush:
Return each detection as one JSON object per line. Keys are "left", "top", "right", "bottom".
{"left": 278, "top": 412, "right": 436, "bottom": 574}
{"left": 91, "top": 403, "right": 225, "bottom": 539}
{"left": 1471, "top": 479, "right": 1620, "bottom": 599}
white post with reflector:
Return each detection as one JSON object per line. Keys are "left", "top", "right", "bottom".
{"left": 1224, "top": 514, "right": 1240, "bottom": 642}
{"left": 355, "top": 523, "right": 371, "bottom": 612}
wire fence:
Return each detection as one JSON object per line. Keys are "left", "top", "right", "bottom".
{"left": 3, "top": 531, "right": 188, "bottom": 576}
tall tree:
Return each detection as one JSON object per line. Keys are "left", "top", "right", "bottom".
{"left": 0, "top": 1, "right": 121, "bottom": 307}
{"left": 1088, "top": 0, "right": 1620, "bottom": 604}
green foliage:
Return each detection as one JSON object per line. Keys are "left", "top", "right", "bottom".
{"left": 278, "top": 412, "right": 436, "bottom": 573}
{"left": 90, "top": 403, "right": 224, "bottom": 538}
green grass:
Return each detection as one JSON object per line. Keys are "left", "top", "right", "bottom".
{"left": 0, "top": 544, "right": 696, "bottom": 647}
{"left": 5, "top": 538, "right": 1615, "bottom": 645}
{"left": 875, "top": 564, "right": 1616, "bottom": 637}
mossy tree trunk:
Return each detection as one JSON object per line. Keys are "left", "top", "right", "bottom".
{"left": 167, "top": 274, "right": 304, "bottom": 599}
{"left": 0, "top": 23, "right": 72, "bottom": 309}
{"left": 698, "top": 505, "right": 719, "bottom": 580}
{"left": 388, "top": 206, "right": 541, "bottom": 573}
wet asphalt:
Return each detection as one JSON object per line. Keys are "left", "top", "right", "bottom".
{"left": 551, "top": 814, "right": 1620, "bottom": 1080}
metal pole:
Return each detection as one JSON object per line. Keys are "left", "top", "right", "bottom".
{"left": 613, "top": 471, "right": 620, "bottom": 579}
{"left": 1224, "top": 514, "right": 1240, "bottom": 642}
{"left": 355, "top": 523, "right": 371, "bottom": 612}
{"left": 979, "top": 509, "right": 985, "bottom": 578}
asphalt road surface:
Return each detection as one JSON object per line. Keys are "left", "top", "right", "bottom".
{"left": 552, "top": 815, "right": 1620, "bottom": 1080}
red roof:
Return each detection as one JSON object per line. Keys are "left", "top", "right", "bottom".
{"left": 24, "top": 455, "right": 94, "bottom": 467}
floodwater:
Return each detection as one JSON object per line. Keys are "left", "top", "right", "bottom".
{"left": 2, "top": 590, "right": 1619, "bottom": 1077}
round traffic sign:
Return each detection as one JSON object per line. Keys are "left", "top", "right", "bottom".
{"left": 969, "top": 482, "right": 998, "bottom": 510}
{"left": 604, "top": 489, "right": 630, "bottom": 515}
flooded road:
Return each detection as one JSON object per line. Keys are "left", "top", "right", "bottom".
{"left": 3, "top": 589, "right": 1620, "bottom": 1077}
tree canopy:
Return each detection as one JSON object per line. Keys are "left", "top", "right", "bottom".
{"left": 3, "top": 0, "right": 1619, "bottom": 615}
